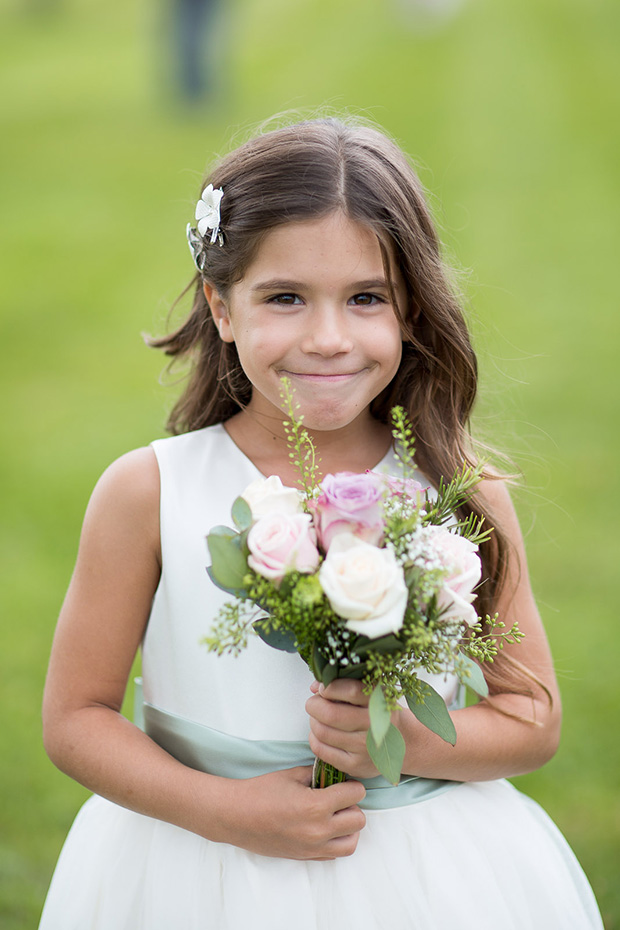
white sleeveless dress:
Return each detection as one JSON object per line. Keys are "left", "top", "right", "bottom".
{"left": 39, "top": 425, "right": 604, "bottom": 929}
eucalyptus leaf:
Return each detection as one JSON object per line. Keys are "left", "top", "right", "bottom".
{"left": 366, "top": 723, "right": 405, "bottom": 786}
{"left": 253, "top": 621, "right": 298, "bottom": 653}
{"left": 368, "top": 686, "right": 391, "bottom": 744}
{"left": 206, "top": 565, "right": 246, "bottom": 597}
{"left": 207, "top": 524, "right": 236, "bottom": 539}
{"left": 231, "top": 496, "right": 253, "bottom": 532}
{"left": 206, "top": 532, "right": 248, "bottom": 593}
{"left": 405, "top": 682, "right": 457, "bottom": 745}
{"left": 457, "top": 653, "right": 489, "bottom": 697}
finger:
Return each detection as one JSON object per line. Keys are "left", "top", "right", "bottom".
{"left": 322, "top": 829, "right": 363, "bottom": 858}
{"left": 309, "top": 718, "right": 366, "bottom": 754}
{"left": 306, "top": 693, "right": 370, "bottom": 732}
{"left": 319, "top": 679, "right": 370, "bottom": 706}
{"left": 321, "top": 777, "right": 366, "bottom": 810}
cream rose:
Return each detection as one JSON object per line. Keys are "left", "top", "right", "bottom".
{"left": 319, "top": 533, "right": 407, "bottom": 638}
{"left": 241, "top": 475, "right": 304, "bottom": 519}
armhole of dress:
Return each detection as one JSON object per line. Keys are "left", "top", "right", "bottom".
{"left": 146, "top": 440, "right": 166, "bottom": 623}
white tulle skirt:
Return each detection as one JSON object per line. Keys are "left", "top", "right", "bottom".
{"left": 39, "top": 778, "right": 602, "bottom": 930}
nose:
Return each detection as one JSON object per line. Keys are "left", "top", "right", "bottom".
{"left": 300, "top": 304, "right": 354, "bottom": 357}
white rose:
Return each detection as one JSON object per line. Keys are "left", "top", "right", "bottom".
{"left": 241, "top": 476, "right": 304, "bottom": 519}
{"left": 319, "top": 533, "right": 407, "bottom": 638}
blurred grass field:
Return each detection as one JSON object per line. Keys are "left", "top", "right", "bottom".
{"left": 1, "top": 0, "right": 619, "bottom": 926}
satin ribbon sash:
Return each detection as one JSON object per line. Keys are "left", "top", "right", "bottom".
{"left": 135, "top": 682, "right": 461, "bottom": 811}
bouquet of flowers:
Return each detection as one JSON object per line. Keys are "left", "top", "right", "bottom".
{"left": 204, "top": 389, "right": 521, "bottom": 787}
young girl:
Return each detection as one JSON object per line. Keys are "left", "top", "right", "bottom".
{"left": 39, "top": 118, "right": 603, "bottom": 929}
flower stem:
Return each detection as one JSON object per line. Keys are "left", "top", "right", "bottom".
{"left": 311, "top": 757, "right": 347, "bottom": 789}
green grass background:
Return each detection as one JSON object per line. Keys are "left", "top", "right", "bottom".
{"left": 1, "top": 0, "right": 618, "bottom": 925}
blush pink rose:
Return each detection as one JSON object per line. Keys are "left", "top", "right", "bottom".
{"left": 426, "top": 527, "right": 482, "bottom": 626}
{"left": 247, "top": 512, "right": 320, "bottom": 587}
{"left": 383, "top": 474, "right": 427, "bottom": 506}
{"left": 311, "top": 471, "right": 386, "bottom": 551}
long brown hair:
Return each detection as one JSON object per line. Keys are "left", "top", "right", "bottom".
{"left": 151, "top": 117, "right": 535, "bottom": 701}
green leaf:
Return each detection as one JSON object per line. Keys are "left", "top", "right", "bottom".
{"left": 311, "top": 643, "right": 327, "bottom": 681}
{"left": 368, "top": 685, "right": 391, "bottom": 744}
{"left": 335, "top": 663, "right": 366, "bottom": 680}
{"left": 208, "top": 524, "right": 236, "bottom": 539}
{"left": 321, "top": 662, "right": 339, "bottom": 686}
{"left": 206, "top": 531, "right": 248, "bottom": 594}
{"left": 366, "top": 723, "right": 405, "bottom": 785}
{"left": 457, "top": 653, "right": 489, "bottom": 698}
{"left": 405, "top": 682, "right": 457, "bottom": 745}
{"left": 231, "top": 496, "right": 253, "bottom": 532}
{"left": 352, "top": 633, "right": 403, "bottom": 660}
{"left": 253, "top": 621, "right": 298, "bottom": 653}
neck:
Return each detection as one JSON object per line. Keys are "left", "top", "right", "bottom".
{"left": 223, "top": 408, "right": 393, "bottom": 487}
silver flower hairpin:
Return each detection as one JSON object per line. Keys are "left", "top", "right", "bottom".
{"left": 186, "top": 184, "right": 224, "bottom": 272}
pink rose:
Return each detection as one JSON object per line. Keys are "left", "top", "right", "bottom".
{"left": 425, "top": 527, "right": 482, "bottom": 626}
{"left": 311, "top": 472, "right": 386, "bottom": 551}
{"left": 247, "top": 512, "right": 320, "bottom": 587}
{"left": 383, "top": 474, "right": 427, "bottom": 507}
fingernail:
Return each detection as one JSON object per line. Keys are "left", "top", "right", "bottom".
{"left": 318, "top": 683, "right": 325, "bottom": 694}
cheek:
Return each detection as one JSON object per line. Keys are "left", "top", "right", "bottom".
{"left": 372, "top": 320, "right": 403, "bottom": 370}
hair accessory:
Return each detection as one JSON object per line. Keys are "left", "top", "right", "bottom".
{"left": 186, "top": 184, "right": 224, "bottom": 272}
{"left": 196, "top": 184, "right": 224, "bottom": 245}
{"left": 186, "top": 223, "right": 206, "bottom": 271}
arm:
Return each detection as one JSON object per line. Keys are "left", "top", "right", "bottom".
{"left": 306, "top": 480, "right": 562, "bottom": 782}
{"left": 43, "top": 448, "right": 366, "bottom": 860}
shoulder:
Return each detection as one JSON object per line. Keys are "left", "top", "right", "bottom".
{"left": 92, "top": 446, "right": 160, "bottom": 510}
{"left": 81, "top": 447, "right": 161, "bottom": 563}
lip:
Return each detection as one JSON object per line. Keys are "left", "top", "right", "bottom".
{"left": 282, "top": 370, "right": 363, "bottom": 383}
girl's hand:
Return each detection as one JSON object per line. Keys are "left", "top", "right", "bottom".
{"left": 306, "top": 680, "right": 380, "bottom": 779}
{"left": 219, "top": 765, "right": 366, "bottom": 860}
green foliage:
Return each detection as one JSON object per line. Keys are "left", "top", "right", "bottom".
{"left": 465, "top": 615, "right": 525, "bottom": 663}
{"left": 368, "top": 685, "right": 392, "bottom": 744}
{"left": 280, "top": 378, "right": 320, "bottom": 501}
{"left": 455, "top": 653, "right": 489, "bottom": 698}
{"left": 206, "top": 528, "right": 249, "bottom": 595}
{"left": 366, "top": 724, "right": 406, "bottom": 786}
{"left": 404, "top": 682, "right": 457, "bottom": 745}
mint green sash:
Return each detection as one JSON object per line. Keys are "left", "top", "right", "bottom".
{"left": 134, "top": 680, "right": 460, "bottom": 811}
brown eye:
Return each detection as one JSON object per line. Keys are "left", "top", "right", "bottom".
{"left": 270, "top": 293, "right": 301, "bottom": 305}
{"left": 351, "top": 293, "right": 383, "bottom": 306}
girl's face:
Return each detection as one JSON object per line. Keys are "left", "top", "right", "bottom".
{"left": 206, "top": 211, "right": 405, "bottom": 434}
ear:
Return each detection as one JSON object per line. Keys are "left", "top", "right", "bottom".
{"left": 203, "top": 281, "right": 235, "bottom": 343}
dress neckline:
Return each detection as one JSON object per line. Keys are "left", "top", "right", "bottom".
{"left": 217, "top": 422, "right": 397, "bottom": 481}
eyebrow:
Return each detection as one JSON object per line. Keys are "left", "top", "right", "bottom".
{"left": 251, "top": 278, "right": 391, "bottom": 292}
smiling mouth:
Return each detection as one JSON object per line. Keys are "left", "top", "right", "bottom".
{"left": 282, "top": 370, "right": 363, "bottom": 382}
